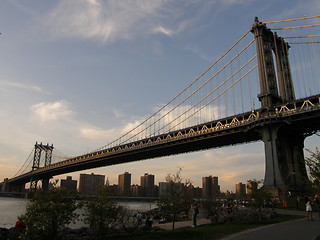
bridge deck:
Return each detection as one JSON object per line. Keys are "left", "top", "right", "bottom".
{"left": 6, "top": 95, "right": 320, "bottom": 184}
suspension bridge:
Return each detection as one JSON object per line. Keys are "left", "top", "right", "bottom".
{"left": 1, "top": 16, "right": 320, "bottom": 197}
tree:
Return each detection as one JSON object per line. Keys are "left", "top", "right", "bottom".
{"left": 19, "top": 188, "right": 79, "bottom": 240}
{"left": 305, "top": 148, "right": 320, "bottom": 193}
{"left": 247, "top": 179, "right": 272, "bottom": 206}
{"left": 117, "top": 207, "right": 139, "bottom": 233}
{"left": 83, "top": 186, "right": 124, "bottom": 235}
{"left": 156, "top": 168, "right": 193, "bottom": 230}
{"left": 247, "top": 179, "right": 272, "bottom": 221}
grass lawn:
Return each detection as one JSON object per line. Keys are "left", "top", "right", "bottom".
{"left": 109, "top": 214, "right": 303, "bottom": 240}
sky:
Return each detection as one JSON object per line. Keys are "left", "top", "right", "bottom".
{"left": 0, "top": 0, "right": 319, "bottom": 192}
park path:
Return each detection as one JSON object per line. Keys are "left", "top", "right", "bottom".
{"left": 153, "top": 217, "right": 211, "bottom": 230}
{"left": 221, "top": 209, "right": 320, "bottom": 240}
{"left": 154, "top": 209, "right": 320, "bottom": 240}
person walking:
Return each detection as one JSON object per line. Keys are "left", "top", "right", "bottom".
{"left": 192, "top": 203, "right": 199, "bottom": 227}
{"left": 306, "top": 198, "right": 314, "bottom": 221}
{"left": 315, "top": 195, "right": 320, "bottom": 221}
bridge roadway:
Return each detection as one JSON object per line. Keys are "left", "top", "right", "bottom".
{"left": 6, "top": 94, "right": 320, "bottom": 185}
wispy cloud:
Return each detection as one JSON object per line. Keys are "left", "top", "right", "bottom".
{"left": 31, "top": 101, "right": 74, "bottom": 122}
{"left": 80, "top": 127, "right": 118, "bottom": 140}
{"left": 112, "top": 109, "right": 125, "bottom": 119}
{"left": 152, "top": 25, "right": 175, "bottom": 37}
{"left": 0, "top": 80, "right": 50, "bottom": 95}
{"left": 45, "top": 0, "right": 167, "bottom": 42}
{"left": 267, "top": 0, "right": 320, "bottom": 22}
{"left": 185, "top": 45, "right": 214, "bottom": 62}
{"left": 44, "top": 0, "right": 251, "bottom": 43}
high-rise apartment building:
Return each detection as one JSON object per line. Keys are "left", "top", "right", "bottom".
{"left": 140, "top": 173, "right": 155, "bottom": 197}
{"left": 60, "top": 176, "right": 77, "bottom": 191}
{"left": 246, "top": 182, "right": 258, "bottom": 196}
{"left": 202, "top": 175, "right": 220, "bottom": 199}
{"left": 235, "top": 182, "right": 247, "bottom": 198}
{"left": 158, "top": 182, "right": 170, "bottom": 197}
{"left": 131, "top": 184, "right": 140, "bottom": 197}
{"left": 118, "top": 172, "right": 131, "bottom": 196}
{"left": 79, "top": 173, "right": 105, "bottom": 196}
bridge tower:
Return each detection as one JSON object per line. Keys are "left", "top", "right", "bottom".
{"left": 30, "top": 142, "right": 54, "bottom": 191}
{"left": 251, "top": 17, "right": 308, "bottom": 196}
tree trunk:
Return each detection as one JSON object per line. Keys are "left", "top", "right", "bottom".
{"left": 172, "top": 213, "right": 176, "bottom": 230}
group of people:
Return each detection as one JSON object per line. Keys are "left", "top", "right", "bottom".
{"left": 135, "top": 212, "right": 153, "bottom": 230}
{"left": 135, "top": 203, "right": 200, "bottom": 230}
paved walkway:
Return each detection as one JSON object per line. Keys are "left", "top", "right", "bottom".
{"left": 154, "top": 218, "right": 211, "bottom": 230}
{"left": 221, "top": 210, "right": 320, "bottom": 240}
{"left": 154, "top": 210, "right": 320, "bottom": 240}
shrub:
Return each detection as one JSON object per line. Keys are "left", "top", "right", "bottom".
{"left": 19, "top": 188, "right": 79, "bottom": 240}
{"left": 83, "top": 186, "right": 125, "bottom": 235}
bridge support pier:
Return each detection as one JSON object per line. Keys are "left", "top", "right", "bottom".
{"left": 42, "top": 178, "right": 50, "bottom": 191}
{"left": 1, "top": 178, "right": 9, "bottom": 192}
{"left": 261, "top": 124, "right": 309, "bottom": 197}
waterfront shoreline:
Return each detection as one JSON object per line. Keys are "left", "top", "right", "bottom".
{"left": 0, "top": 196, "right": 156, "bottom": 229}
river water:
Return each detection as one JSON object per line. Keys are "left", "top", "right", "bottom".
{"left": 0, "top": 197, "right": 156, "bottom": 229}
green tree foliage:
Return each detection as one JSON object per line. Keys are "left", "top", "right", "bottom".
{"left": 19, "top": 188, "right": 79, "bottom": 240}
{"left": 156, "top": 168, "right": 193, "bottom": 230}
{"left": 305, "top": 148, "right": 320, "bottom": 193}
{"left": 83, "top": 186, "right": 124, "bottom": 235}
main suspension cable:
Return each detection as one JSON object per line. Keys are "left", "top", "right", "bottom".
{"left": 264, "top": 15, "right": 320, "bottom": 24}
{"left": 117, "top": 38, "right": 256, "bottom": 145}
{"left": 272, "top": 24, "right": 320, "bottom": 30}
{"left": 95, "top": 29, "right": 252, "bottom": 151}
{"left": 161, "top": 54, "right": 257, "bottom": 133}
{"left": 12, "top": 148, "right": 34, "bottom": 177}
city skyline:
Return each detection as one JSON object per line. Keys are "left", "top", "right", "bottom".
{"left": 58, "top": 174, "right": 253, "bottom": 200}
{"left": 59, "top": 172, "right": 244, "bottom": 194}
{"left": 0, "top": 0, "right": 319, "bottom": 192}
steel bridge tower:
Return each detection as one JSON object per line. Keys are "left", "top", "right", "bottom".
{"left": 251, "top": 17, "right": 309, "bottom": 196}
{"left": 30, "top": 142, "right": 54, "bottom": 191}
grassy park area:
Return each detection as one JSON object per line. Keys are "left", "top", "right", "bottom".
{"left": 109, "top": 214, "right": 303, "bottom": 240}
